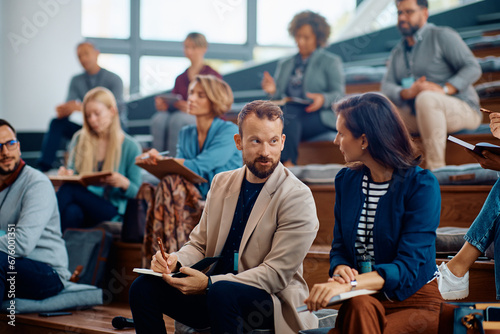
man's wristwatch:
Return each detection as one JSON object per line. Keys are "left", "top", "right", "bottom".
{"left": 350, "top": 279, "right": 357, "bottom": 291}
{"left": 443, "top": 84, "right": 449, "bottom": 95}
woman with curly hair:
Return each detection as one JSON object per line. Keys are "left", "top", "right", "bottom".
{"left": 261, "top": 10, "right": 345, "bottom": 166}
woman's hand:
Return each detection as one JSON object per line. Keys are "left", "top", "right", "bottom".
{"left": 490, "top": 113, "right": 500, "bottom": 140}
{"left": 305, "top": 93, "right": 325, "bottom": 113}
{"left": 330, "top": 265, "right": 358, "bottom": 284}
{"left": 261, "top": 71, "right": 276, "bottom": 96}
{"left": 57, "top": 166, "right": 74, "bottom": 176}
{"left": 103, "top": 172, "right": 130, "bottom": 190}
{"left": 304, "top": 280, "right": 351, "bottom": 312}
{"left": 155, "top": 96, "right": 168, "bottom": 111}
{"left": 135, "top": 149, "right": 161, "bottom": 165}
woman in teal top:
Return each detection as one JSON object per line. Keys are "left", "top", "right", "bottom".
{"left": 138, "top": 75, "right": 242, "bottom": 257}
{"left": 56, "top": 87, "right": 142, "bottom": 231}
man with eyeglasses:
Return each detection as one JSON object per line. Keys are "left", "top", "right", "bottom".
{"left": 381, "top": 0, "right": 482, "bottom": 170}
{"left": 0, "top": 119, "right": 71, "bottom": 307}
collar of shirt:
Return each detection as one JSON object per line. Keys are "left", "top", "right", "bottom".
{"left": 412, "top": 22, "right": 433, "bottom": 44}
{"left": 0, "top": 159, "right": 26, "bottom": 192}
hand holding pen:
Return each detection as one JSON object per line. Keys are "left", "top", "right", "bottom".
{"left": 151, "top": 237, "right": 178, "bottom": 275}
{"left": 135, "top": 149, "right": 170, "bottom": 165}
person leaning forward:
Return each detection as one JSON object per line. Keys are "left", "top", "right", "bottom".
{"left": 129, "top": 100, "right": 319, "bottom": 333}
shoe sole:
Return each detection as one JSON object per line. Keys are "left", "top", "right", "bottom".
{"left": 440, "top": 288, "right": 469, "bottom": 300}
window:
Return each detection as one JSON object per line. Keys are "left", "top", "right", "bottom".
{"left": 98, "top": 54, "right": 131, "bottom": 98}
{"left": 81, "top": 0, "right": 130, "bottom": 39}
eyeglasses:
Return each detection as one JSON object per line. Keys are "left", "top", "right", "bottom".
{"left": 0, "top": 139, "right": 19, "bottom": 151}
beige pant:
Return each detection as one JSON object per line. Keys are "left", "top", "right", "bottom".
{"left": 397, "top": 91, "right": 481, "bottom": 170}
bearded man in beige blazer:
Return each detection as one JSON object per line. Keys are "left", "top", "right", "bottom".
{"left": 130, "top": 100, "right": 319, "bottom": 333}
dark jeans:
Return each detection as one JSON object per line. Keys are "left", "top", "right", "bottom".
{"left": 37, "top": 117, "right": 81, "bottom": 171}
{"left": 57, "top": 183, "right": 118, "bottom": 232}
{"left": 129, "top": 275, "right": 274, "bottom": 334}
{"left": 0, "top": 252, "right": 64, "bottom": 304}
{"left": 281, "top": 104, "right": 333, "bottom": 165}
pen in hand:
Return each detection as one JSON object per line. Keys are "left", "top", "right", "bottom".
{"left": 157, "top": 237, "right": 169, "bottom": 264}
{"left": 140, "top": 150, "right": 170, "bottom": 160}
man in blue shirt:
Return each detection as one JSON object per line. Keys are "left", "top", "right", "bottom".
{"left": 37, "top": 42, "right": 124, "bottom": 172}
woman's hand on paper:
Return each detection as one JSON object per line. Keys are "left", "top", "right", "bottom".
{"left": 57, "top": 166, "right": 74, "bottom": 176}
{"left": 102, "top": 172, "right": 130, "bottom": 190}
{"left": 136, "top": 149, "right": 160, "bottom": 165}
{"left": 330, "top": 265, "right": 358, "bottom": 284}
{"left": 304, "top": 280, "right": 351, "bottom": 312}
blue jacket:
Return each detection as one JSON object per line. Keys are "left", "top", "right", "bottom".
{"left": 177, "top": 117, "right": 242, "bottom": 198}
{"left": 330, "top": 166, "right": 441, "bottom": 301}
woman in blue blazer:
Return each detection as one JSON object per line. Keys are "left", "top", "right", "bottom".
{"left": 304, "top": 93, "right": 443, "bottom": 334}
{"left": 261, "top": 10, "right": 345, "bottom": 166}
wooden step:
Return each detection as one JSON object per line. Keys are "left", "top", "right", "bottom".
{"left": 0, "top": 302, "right": 175, "bottom": 334}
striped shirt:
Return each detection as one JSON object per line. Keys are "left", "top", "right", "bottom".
{"left": 355, "top": 174, "right": 390, "bottom": 265}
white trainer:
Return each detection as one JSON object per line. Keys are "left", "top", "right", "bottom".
{"left": 438, "top": 262, "right": 469, "bottom": 300}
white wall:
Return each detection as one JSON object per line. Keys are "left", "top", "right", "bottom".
{"left": 1, "top": 0, "right": 82, "bottom": 131}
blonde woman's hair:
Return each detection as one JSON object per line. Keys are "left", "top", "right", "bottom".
{"left": 189, "top": 75, "right": 233, "bottom": 117}
{"left": 70, "top": 87, "right": 123, "bottom": 174}
{"left": 186, "top": 32, "right": 208, "bottom": 48}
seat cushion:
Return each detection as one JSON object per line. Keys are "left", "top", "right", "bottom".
{"left": 431, "top": 163, "right": 498, "bottom": 185}
{"left": 436, "top": 227, "right": 494, "bottom": 258}
{"left": 288, "top": 164, "right": 344, "bottom": 184}
{"left": 0, "top": 282, "right": 102, "bottom": 314}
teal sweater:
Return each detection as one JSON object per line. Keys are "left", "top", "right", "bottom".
{"left": 68, "top": 133, "right": 142, "bottom": 218}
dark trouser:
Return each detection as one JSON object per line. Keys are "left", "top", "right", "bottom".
{"left": 129, "top": 275, "right": 274, "bottom": 334}
{"left": 0, "top": 252, "right": 64, "bottom": 304}
{"left": 330, "top": 280, "right": 443, "bottom": 334}
{"left": 56, "top": 183, "right": 118, "bottom": 232}
{"left": 37, "top": 117, "right": 81, "bottom": 171}
{"left": 281, "top": 104, "right": 333, "bottom": 165}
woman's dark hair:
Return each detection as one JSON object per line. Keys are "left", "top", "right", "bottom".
{"left": 288, "top": 11, "right": 331, "bottom": 47}
{"left": 334, "top": 93, "right": 421, "bottom": 169}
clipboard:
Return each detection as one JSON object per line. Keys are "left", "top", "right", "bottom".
{"left": 136, "top": 158, "right": 207, "bottom": 184}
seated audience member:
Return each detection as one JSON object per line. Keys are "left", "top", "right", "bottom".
{"left": 138, "top": 75, "right": 242, "bottom": 264}
{"left": 381, "top": 0, "right": 482, "bottom": 170}
{"left": 151, "top": 32, "right": 222, "bottom": 157}
{"left": 439, "top": 112, "right": 500, "bottom": 300}
{"left": 37, "top": 42, "right": 125, "bottom": 172}
{"left": 129, "top": 100, "right": 319, "bottom": 333}
{"left": 305, "top": 93, "right": 443, "bottom": 334}
{"left": 56, "top": 87, "right": 141, "bottom": 231}
{"left": 261, "top": 10, "right": 344, "bottom": 166}
{"left": 0, "top": 119, "right": 71, "bottom": 305}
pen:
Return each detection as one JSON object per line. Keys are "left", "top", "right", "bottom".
{"left": 480, "top": 107, "right": 498, "bottom": 114}
{"left": 157, "top": 237, "right": 168, "bottom": 263}
{"left": 140, "top": 150, "right": 170, "bottom": 160}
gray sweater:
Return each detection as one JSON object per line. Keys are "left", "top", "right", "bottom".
{"left": 0, "top": 165, "right": 71, "bottom": 282}
{"left": 381, "top": 23, "right": 481, "bottom": 112}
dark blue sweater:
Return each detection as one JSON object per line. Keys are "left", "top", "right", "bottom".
{"left": 330, "top": 166, "right": 441, "bottom": 301}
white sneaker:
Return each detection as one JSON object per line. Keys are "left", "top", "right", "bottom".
{"left": 438, "top": 262, "right": 469, "bottom": 300}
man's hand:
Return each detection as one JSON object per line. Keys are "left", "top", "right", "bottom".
{"left": 305, "top": 93, "right": 325, "bottom": 113}
{"left": 164, "top": 267, "right": 209, "bottom": 295}
{"left": 56, "top": 100, "right": 82, "bottom": 118}
{"left": 304, "top": 280, "right": 351, "bottom": 312}
{"left": 261, "top": 71, "right": 276, "bottom": 96}
{"left": 151, "top": 250, "right": 178, "bottom": 275}
{"left": 466, "top": 148, "right": 500, "bottom": 171}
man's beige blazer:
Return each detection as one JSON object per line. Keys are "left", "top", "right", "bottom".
{"left": 176, "top": 163, "right": 319, "bottom": 333}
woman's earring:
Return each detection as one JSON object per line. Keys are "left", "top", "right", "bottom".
{"left": 361, "top": 146, "right": 365, "bottom": 150}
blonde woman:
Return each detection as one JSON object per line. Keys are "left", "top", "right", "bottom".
{"left": 57, "top": 87, "right": 142, "bottom": 231}
{"left": 138, "top": 74, "right": 242, "bottom": 264}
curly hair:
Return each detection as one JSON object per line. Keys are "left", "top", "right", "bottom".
{"left": 288, "top": 10, "right": 331, "bottom": 47}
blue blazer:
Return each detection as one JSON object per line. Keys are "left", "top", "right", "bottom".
{"left": 177, "top": 117, "right": 242, "bottom": 198}
{"left": 330, "top": 166, "right": 441, "bottom": 301}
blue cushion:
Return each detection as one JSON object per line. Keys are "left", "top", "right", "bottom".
{"left": 431, "top": 163, "right": 498, "bottom": 185}
{"left": 306, "top": 131, "right": 337, "bottom": 142}
{"left": 288, "top": 164, "right": 344, "bottom": 184}
{"left": 451, "top": 123, "right": 492, "bottom": 135}
{"left": 0, "top": 282, "right": 102, "bottom": 314}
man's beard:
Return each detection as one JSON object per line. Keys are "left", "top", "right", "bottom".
{"left": 245, "top": 156, "right": 278, "bottom": 180}
{"left": 398, "top": 22, "right": 420, "bottom": 37}
{"left": 0, "top": 159, "right": 19, "bottom": 175}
